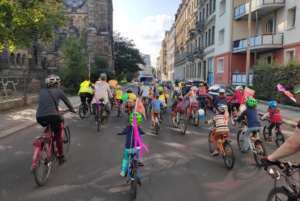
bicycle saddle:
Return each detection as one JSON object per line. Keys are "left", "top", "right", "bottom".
{"left": 252, "top": 130, "right": 260, "bottom": 135}
{"left": 99, "top": 98, "right": 104, "bottom": 102}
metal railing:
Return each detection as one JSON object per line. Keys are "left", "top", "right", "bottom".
{"left": 234, "top": 0, "right": 285, "bottom": 19}
{"left": 193, "top": 47, "right": 204, "bottom": 55}
{"left": 196, "top": 20, "right": 205, "bottom": 30}
{"left": 233, "top": 33, "right": 283, "bottom": 52}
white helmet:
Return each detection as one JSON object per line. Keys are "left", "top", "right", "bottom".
{"left": 217, "top": 104, "right": 228, "bottom": 113}
{"left": 236, "top": 86, "right": 243, "bottom": 91}
{"left": 191, "top": 86, "right": 197, "bottom": 91}
{"left": 219, "top": 88, "right": 225, "bottom": 93}
{"left": 45, "top": 75, "right": 60, "bottom": 85}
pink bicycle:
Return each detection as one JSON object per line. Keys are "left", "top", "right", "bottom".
{"left": 31, "top": 110, "right": 71, "bottom": 186}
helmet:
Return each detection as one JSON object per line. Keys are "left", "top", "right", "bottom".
{"left": 45, "top": 75, "right": 60, "bottom": 85}
{"left": 129, "top": 112, "right": 142, "bottom": 125}
{"left": 246, "top": 97, "right": 257, "bottom": 108}
{"left": 100, "top": 73, "right": 107, "bottom": 80}
{"left": 127, "top": 87, "right": 132, "bottom": 93}
{"left": 199, "top": 83, "right": 204, "bottom": 87}
{"left": 117, "top": 85, "right": 121, "bottom": 89}
{"left": 219, "top": 88, "right": 225, "bottom": 93}
{"left": 191, "top": 86, "right": 197, "bottom": 91}
{"left": 217, "top": 104, "right": 228, "bottom": 113}
{"left": 236, "top": 86, "right": 243, "bottom": 91}
{"left": 269, "top": 100, "right": 278, "bottom": 109}
{"left": 154, "top": 93, "right": 159, "bottom": 99}
{"left": 175, "top": 90, "right": 182, "bottom": 96}
{"left": 158, "top": 87, "right": 163, "bottom": 92}
{"left": 144, "top": 81, "right": 148, "bottom": 85}
{"left": 175, "top": 78, "right": 179, "bottom": 83}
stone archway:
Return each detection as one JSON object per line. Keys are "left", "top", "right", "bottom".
{"left": 16, "top": 53, "right": 21, "bottom": 66}
{"left": 78, "top": 16, "right": 83, "bottom": 30}
{"left": 10, "top": 53, "right": 15, "bottom": 66}
{"left": 22, "top": 54, "right": 28, "bottom": 68}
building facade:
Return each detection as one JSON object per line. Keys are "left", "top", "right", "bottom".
{"left": 167, "top": 25, "right": 176, "bottom": 81}
{"left": 139, "top": 54, "right": 152, "bottom": 75}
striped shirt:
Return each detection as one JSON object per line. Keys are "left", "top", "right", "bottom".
{"left": 209, "top": 115, "right": 229, "bottom": 133}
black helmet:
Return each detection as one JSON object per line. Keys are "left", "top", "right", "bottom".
{"left": 127, "top": 87, "right": 132, "bottom": 93}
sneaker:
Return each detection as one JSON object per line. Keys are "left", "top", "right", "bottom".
{"left": 137, "top": 178, "right": 142, "bottom": 186}
{"left": 59, "top": 155, "right": 67, "bottom": 166}
{"left": 120, "top": 110, "right": 124, "bottom": 114}
{"left": 138, "top": 160, "right": 144, "bottom": 166}
{"left": 120, "top": 171, "right": 125, "bottom": 177}
{"left": 267, "top": 136, "right": 272, "bottom": 141}
{"left": 212, "top": 150, "right": 219, "bottom": 156}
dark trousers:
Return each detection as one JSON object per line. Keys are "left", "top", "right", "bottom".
{"left": 268, "top": 123, "right": 281, "bottom": 136}
{"left": 80, "top": 92, "right": 93, "bottom": 105}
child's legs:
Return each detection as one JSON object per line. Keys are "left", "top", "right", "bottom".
{"left": 268, "top": 123, "right": 276, "bottom": 136}
{"left": 213, "top": 131, "right": 229, "bottom": 151}
{"left": 121, "top": 148, "right": 137, "bottom": 172}
{"left": 189, "top": 102, "right": 192, "bottom": 117}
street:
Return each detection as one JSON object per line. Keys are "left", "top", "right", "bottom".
{"left": 0, "top": 83, "right": 298, "bottom": 201}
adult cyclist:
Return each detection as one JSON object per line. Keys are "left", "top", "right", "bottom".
{"left": 78, "top": 77, "right": 93, "bottom": 107}
{"left": 108, "top": 75, "right": 118, "bottom": 105}
{"left": 172, "top": 78, "right": 182, "bottom": 101}
{"left": 196, "top": 82, "right": 212, "bottom": 109}
{"left": 36, "top": 75, "right": 76, "bottom": 166}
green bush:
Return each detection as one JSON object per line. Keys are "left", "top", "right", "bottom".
{"left": 117, "top": 73, "right": 125, "bottom": 82}
{"left": 253, "top": 61, "right": 300, "bottom": 105}
{"left": 125, "top": 73, "right": 135, "bottom": 82}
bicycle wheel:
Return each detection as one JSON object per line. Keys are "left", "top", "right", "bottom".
{"left": 230, "top": 107, "right": 236, "bottom": 125}
{"left": 254, "top": 140, "right": 267, "bottom": 167}
{"left": 180, "top": 119, "right": 186, "bottom": 135}
{"left": 237, "top": 130, "right": 245, "bottom": 153}
{"left": 193, "top": 108, "right": 199, "bottom": 127}
{"left": 131, "top": 160, "right": 138, "bottom": 200}
{"left": 79, "top": 104, "right": 86, "bottom": 119}
{"left": 34, "top": 143, "right": 51, "bottom": 186}
{"left": 263, "top": 126, "right": 269, "bottom": 140}
{"left": 155, "top": 123, "right": 158, "bottom": 135}
{"left": 171, "top": 115, "right": 179, "bottom": 128}
{"left": 208, "top": 131, "right": 214, "bottom": 153}
{"left": 63, "top": 126, "right": 71, "bottom": 157}
{"left": 185, "top": 106, "right": 189, "bottom": 118}
{"left": 222, "top": 141, "right": 235, "bottom": 169}
{"left": 117, "top": 103, "right": 120, "bottom": 117}
{"left": 97, "top": 110, "right": 101, "bottom": 132}
{"left": 275, "top": 132, "right": 285, "bottom": 148}
{"left": 88, "top": 104, "right": 92, "bottom": 115}
{"left": 266, "top": 187, "right": 289, "bottom": 201}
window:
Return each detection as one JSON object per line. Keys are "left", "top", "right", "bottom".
{"left": 203, "top": 8, "right": 205, "bottom": 21}
{"left": 213, "top": 0, "right": 216, "bottom": 11}
{"left": 285, "top": 49, "right": 295, "bottom": 63}
{"left": 266, "top": 19, "right": 273, "bottom": 33}
{"left": 208, "top": 29, "right": 211, "bottom": 46}
{"left": 205, "top": 32, "right": 208, "bottom": 47}
{"left": 206, "top": 4, "right": 209, "bottom": 18}
{"left": 220, "top": 0, "right": 226, "bottom": 15}
{"left": 210, "top": 0, "right": 212, "bottom": 14}
{"left": 198, "top": 62, "right": 201, "bottom": 76}
{"left": 288, "top": 8, "right": 296, "bottom": 29}
{"left": 217, "top": 58, "right": 224, "bottom": 73}
{"left": 199, "top": 12, "right": 201, "bottom": 22}
{"left": 212, "top": 26, "right": 215, "bottom": 44}
{"left": 219, "top": 29, "right": 225, "bottom": 44}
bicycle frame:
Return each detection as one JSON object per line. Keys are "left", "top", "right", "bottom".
{"left": 241, "top": 124, "right": 261, "bottom": 154}
{"left": 127, "top": 155, "right": 141, "bottom": 183}
{"left": 209, "top": 128, "right": 228, "bottom": 156}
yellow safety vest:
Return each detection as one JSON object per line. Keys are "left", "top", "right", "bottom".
{"left": 78, "top": 81, "right": 93, "bottom": 95}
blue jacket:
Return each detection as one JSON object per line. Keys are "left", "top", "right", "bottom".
{"left": 148, "top": 99, "right": 163, "bottom": 111}
{"left": 237, "top": 108, "right": 262, "bottom": 128}
{"left": 121, "top": 125, "right": 145, "bottom": 149}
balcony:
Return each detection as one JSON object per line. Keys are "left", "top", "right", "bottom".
{"left": 196, "top": 20, "right": 205, "bottom": 33}
{"left": 234, "top": 0, "right": 285, "bottom": 20}
{"left": 187, "top": 29, "right": 196, "bottom": 41}
{"left": 233, "top": 33, "right": 283, "bottom": 53}
{"left": 193, "top": 47, "right": 204, "bottom": 59}
{"left": 186, "top": 52, "right": 194, "bottom": 61}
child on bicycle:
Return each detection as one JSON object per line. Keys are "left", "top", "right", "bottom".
{"left": 228, "top": 86, "right": 245, "bottom": 118}
{"left": 237, "top": 98, "right": 262, "bottom": 153}
{"left": 260, "top": 101, "right": 283, "bottom": 141}
{"left": 125, "top": 88, "right": 136, "bottom": 113}
{"left": 116, "top": 85, "right": 123, "bottom": 114}
{"left": 119, "top": 112, "right": 145, "bottom": 177}
{"left": 158, "top": 87, "right": 167, "bottom": 108}
{"left": 208, "top": 104, "right": 230, "bottom": 156}
{"left": 183, "top": 86, "right": 198, "bottom": 119}
{"left": 148, "top": 93, "right": 164, "bottom": 124}
{"left": 171, "top": 90, "right": 185, "bottom": 123}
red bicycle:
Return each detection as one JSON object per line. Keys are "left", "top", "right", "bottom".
{"left": 31, "top": 110, "right": 71, "bottom": 186}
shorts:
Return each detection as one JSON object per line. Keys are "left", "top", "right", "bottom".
{"left": 117, "top": 99, "right": 123, "bottom": 104}
{"left": 153, "top": 110, "right": 160, "bottom": 114}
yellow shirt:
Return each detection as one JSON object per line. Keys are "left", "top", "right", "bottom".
{"left": 128, "top": 93, "right": 137, "bottom": 101}
{"left": 108, "top": 79, "right": 118, "bottom": 88}
{"left": 116, "top": 89, "right": 123, "bottom": 100}
{"left": 159, "top": 94, "right": 165, "bottom": 101}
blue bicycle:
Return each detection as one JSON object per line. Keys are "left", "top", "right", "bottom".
{"left": 126, "top": 152, "right": 142, "bottom": 200}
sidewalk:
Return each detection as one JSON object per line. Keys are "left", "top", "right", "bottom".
{"left": 0, "top": 96, "right": 81, "bottom": 139}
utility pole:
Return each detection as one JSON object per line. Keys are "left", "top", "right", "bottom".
{"left": 88, "top": 54, "right": 90, "bottom": 79}
{"left": 246, "top": 0, "right": 252, "bottom": 87}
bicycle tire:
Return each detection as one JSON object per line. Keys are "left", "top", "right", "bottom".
{"left": 34, "top": 143, "right": 51, "bottom": 186}
{"left": 97, "top": 110, "right": 101, "bottom": 132}
{"left": 110, "top": 99, "right": 113, "bottom": 110}
{"left": 237, "top": 130, "right": 245, "bottom": 153}
{"left": 131, "top": 160, "right": 138, "bottom": 200}
{"left": 171, "top": 115, "right": 179, "bottom": 128}
{"left": 223, "top": 141, "right": 235, "bottom": 169}
{"left": 263, "top": 126, "right": 269, "bottom": 141}
{"left": 266, "top": 187, "right": 289, "bottom": 201}
{"left": 185, "top": 106, "right": 189, "bottom": 118}
{"left": 254, "top": 140, "right": 267, "bottom": 167}
{"left": 155, "top": 123, "right": 158, "bottom": 135}
{"left": 180, "top": 119, "right": 186, "bottom": 135}
{"left": 275, "top": 132, "right": 285, "bottom": 148}
{"left": 208, "top": 131, "right": 214, "bottom": 153}
{"left": 63, "top": 126, "right": 71, "bottom": 157}
{"left": 117, "top": 102, "right": 120, "bottom": 117}
{"left": 194, "top": 108, "right": 199, "bottom": 127}
{"left": 89, "top": 105, "right": 92, "bottom": 115}
{"left": 79, "top": 104, "right": 86, "bottom": 119}
{"left": 230, "top": 107, "right": 236, "bottom": 125}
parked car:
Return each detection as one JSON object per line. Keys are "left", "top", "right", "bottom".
{"left": 207, "top": 85, "right": 235, "bottom": 108}
{"left": 182, "top": 80, "right": 207, "bottom": 97}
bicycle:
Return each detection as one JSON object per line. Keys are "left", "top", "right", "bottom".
{"left": 31, "top": 110, "right": 71, "bottom": 186}
{"left": 237, "top": 120, "right": 267, "bottom": 167}
{"left": 152, "top": 112, "right": 160, "bottom": 135}
{"left": 262, "top": 119, "right": 285, "bottom": 147}
{"left": 79, "top": 99, "right": 92, "bottom": 119}
{"left": 229, "top": 103, "right": 238, "bottom": 126}
{"left": 142, "top": 97, "right": 148, "bottom": 114}
{"left": 207, "top": 122, "right": 235, "bottom": 169}
{"left": 94, "top": 99, "right": 108, "bottom": 132}
{"left": 186, "top": 100, "right": 199, "bottom": 127}
{"left": 263, "top": 161, "right": 300, "bottom": 201}
{"left": 171, "top": 107, "right": 187, "bottom": 135}
{"left": 127, "top": 152, "right": 142, "bottom": 200}
{"left": 117, "top": 99, "right": 122, "bottom": 117}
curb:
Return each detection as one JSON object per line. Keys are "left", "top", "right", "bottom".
{"left": 257, "top": 99, "right": 300, "bottom": 112}
{"left": 257, "top": 110, "right": 297, "bottom": 129}
{"left": 0, "top": 103, "right": 81, "bottom": 140}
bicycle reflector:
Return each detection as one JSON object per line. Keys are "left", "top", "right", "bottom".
{"left": 268, "top": 168, "right": 280, "bottom": 180}
{"left": 33, "top": 138, "right": 43, "bottom": 147}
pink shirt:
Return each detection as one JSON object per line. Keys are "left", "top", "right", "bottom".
{"left": 197, "top": 87, "right": 207, "bottom": 96}
{"left": 228, "top": 91, "right": 245, "bottom": 104}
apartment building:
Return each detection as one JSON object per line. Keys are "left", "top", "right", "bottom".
{"left": 139, "top": 54, "right": 152, "bottom": 75}
{"left": 167, "top": 25, "right": 176, "bottom": 80}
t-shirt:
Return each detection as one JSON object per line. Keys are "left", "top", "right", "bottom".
{"left": 209, "top": 115, "right": 229, "bottom": 133}
{"left": 116, "top": 89, "right": 123, "bottom": 100}
{"left": 121, "top": 125, "right": 145, "bottom": 149}
{"left": 108, "top": 79, "right": 118, "bottom": 88}
{"left": 142, "top": 85, "right": 150, "bottom": 97}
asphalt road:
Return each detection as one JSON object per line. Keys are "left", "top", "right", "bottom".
{"left": 0, "top": 83, "right": 298, "bottom": 201}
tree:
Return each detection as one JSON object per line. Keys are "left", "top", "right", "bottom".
{"left": 59, "top": 30, "right": 91, "bottom": 94}
{"left": 114, "top": 31, "right": 145, "bottom": 76}
{"left": 90, "top": 56, "right": 114, "bottom": 83}
{"left": 152, "top": 68, "right": 156, "bottom": 78}
{"left": 0, "top": 0, "right": 68, "bottom": 51}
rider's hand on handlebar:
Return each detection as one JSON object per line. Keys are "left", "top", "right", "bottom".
{"left": 262, "top": 156, "right": 284, "bottom": 170}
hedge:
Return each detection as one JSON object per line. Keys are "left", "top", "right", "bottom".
{"left": 252, "top": 61, "right": 300, "bottom": 106}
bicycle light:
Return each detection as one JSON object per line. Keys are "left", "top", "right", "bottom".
{"left": 268, "top": 168, "right": 280, "bottom": 180}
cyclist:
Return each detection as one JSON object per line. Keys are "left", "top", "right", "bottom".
{"left": 116, "top": 85, "right": 124, "bottom": 114}
{"left": 125, "top": 88, "right": 136, "bottom": 113}
{"left": 36, "top": 75, "right": 76, "bottom": 166}
{"left": 139, "top": 81, "right": 150, "bottom": 105}
{"left": 260, "top": 100, "right": 283, "bottom": 141}
{"left": 237, "top": 97, "right": 262, "bottom": 153}
{"left": 196, "top": 83, "right": 212, "bottom": 108}
{"left": 228, "top": 86, "right": 245, "bottom": 117}
{"left": 92, "top": 73, "right": 113, "bottom": 117}
{"left": 108, "top": 75, "right": 118, "bottom": 105}
{"left": 171, "top": 90, "right": 185, "bottom": 121}
{"left": 148, "top": 93, "right": 164, "bottom": 124}
{"left": 183, "top": 86, "right": 198, "bottom": 119}
{"left": 208, "top": 104, "right": 230, "bottom": 156}
{"left": 78, "top": 77, "right": 93, "bottom": 107}
{"left": 119, "top": 112, "right": 145, "bottom": 177}
{"left": 172, "top": 78, "right": 182, "bottom": 100}
{"left": 213, "top": 88, "right": 228, "bottom": 109}
{"left": 158, "top": 87, "right": 166, "bottom": 107}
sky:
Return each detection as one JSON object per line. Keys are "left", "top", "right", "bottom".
{"left": 113, "top": 0, "right": 182, "bottom": 67}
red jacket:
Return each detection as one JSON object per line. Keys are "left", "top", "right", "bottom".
{"left": 268, "top": 108, "right": 282, "bottom": 123}
{"left": 228, "top": 91, "right": 245, "bottom": 104}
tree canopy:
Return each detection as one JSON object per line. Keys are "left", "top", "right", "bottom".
{"left": 0, "top": 0, "right": 68, "bottom": 51}
{"left": 114, "top": 32, "right": 145, "bottom": 76}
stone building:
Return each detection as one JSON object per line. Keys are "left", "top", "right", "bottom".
{"left": 0, "top": 0, "right": 114, "bottom": 78}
